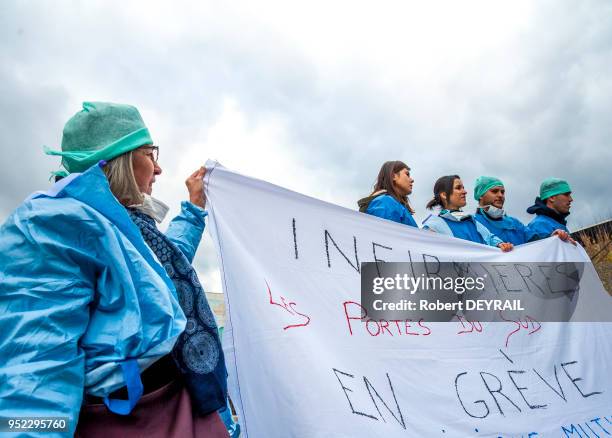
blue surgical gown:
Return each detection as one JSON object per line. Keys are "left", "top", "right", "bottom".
{"left": 365, "top": 194, "right": 418, "bottom": 227}
{"left": 0, "top": 165, "right": 201, "bottom": 436}
{"left": 526, "top": 214, "right": 569, "bottom": 242}
{"left": 474, "top": 211, "right": 528, "bottom": 246}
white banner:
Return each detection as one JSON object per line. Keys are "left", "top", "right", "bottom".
{"left": 204, "top": 161, "right": 612, "bottom": 438}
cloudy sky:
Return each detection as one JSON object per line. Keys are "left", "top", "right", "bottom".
{"left": 1, "top": 0, "right": 611, "bottom": 291}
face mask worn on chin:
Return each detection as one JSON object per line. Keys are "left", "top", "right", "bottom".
{"left": 483, "top": 205, "right": 505, "bottom": 219}
{"left": 441, "top": 209, "right": 471, "bottom": 221}
{"left": 450, "top": 210, "right": 471, "bottom": 221}
{"left": 130, "top": 193, "right": 170, "bottom": 223}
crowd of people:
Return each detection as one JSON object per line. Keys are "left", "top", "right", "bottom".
{"left": 0, "top": 103, "right": 576, "bottom": 437}
{"left": 358, "top": 160, "right": 575, "bottom": 249}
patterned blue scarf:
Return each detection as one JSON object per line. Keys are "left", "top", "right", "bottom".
{"left": 128, "top": 209, "right": 227, "bottom": 415}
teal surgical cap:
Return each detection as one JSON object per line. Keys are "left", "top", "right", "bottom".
{"left": 540, "top": 178, "right": 571, "bottom": 200}
{"left": 45, "top": 101, "right": 153, "bottom": 176}
{"left": 474, "top": 176, "right": 504, "bottom": 201}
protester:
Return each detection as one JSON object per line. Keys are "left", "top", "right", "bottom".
{"left": 0, "top": 102, "right": 228, "bottom": 437}
{"left": 422, "top": 175, "right": 513, "bottom": 251}
{"left": 357, "top": 160, "right": 418, "bottom": 227}
{"left": 473, "top": 176, "right": 529, "bottom": 245}
{"left": 525, "top": 178, "right": 576, "bottom": 244}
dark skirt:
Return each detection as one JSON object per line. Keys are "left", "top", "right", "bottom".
{"left": 75, "top": 379, "right": 229, "bottom": 438}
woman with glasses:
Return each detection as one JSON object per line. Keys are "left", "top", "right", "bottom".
{"left": 0, "top": 102, "right": 229, "bottom": 437}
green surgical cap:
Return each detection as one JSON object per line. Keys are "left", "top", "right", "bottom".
{"left": 45, "top": 101, "right": 153, "bottom": 175}
{"left": 540, "top": 178, "right": 571, "bottom": 200}
{"left": 473, "top": 176, "right": 504, "bottom": 201}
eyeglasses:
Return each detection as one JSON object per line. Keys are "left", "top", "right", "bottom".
{"left": 141, "top": 145, "right": 159, "bottom": 163}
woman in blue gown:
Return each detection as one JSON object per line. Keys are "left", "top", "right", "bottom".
{"left": 357, "top": 160, "right": 418, "bottom": 228}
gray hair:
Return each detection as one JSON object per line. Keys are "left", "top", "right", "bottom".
{"left": 102, "top": 150, "right": 144, "bottom": 206}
